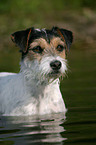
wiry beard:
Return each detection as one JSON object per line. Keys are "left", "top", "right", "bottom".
{"left": 20, "top": 56, "right": 68, "bottom": 86}
{"left": 39, "top": 55, "right": 68, "bottom": 81}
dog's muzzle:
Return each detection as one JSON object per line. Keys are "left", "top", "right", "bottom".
{"left": 50, "top": 60, "right": 62, "bottom": 74}
{"left": 38, "top": 56, "right": 67, "bottom": 79}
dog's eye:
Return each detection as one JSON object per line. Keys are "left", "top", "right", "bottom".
{"left": 32, "top": 46, "right": 43, "bottom": 53}
{"left": 56, "top": 45, "right": 66, "bottom": 52}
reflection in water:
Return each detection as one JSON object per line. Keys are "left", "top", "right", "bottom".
{"left": 0, "top": 112, "right": 67, "bottom": 144}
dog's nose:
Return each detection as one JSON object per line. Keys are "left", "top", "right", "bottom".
{"left": 50, "top": 60, "right": 62, "bottom": 70}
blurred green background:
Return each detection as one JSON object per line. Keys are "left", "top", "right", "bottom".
{"left": 0, "top": 0, "right": 96, "bottom": 109}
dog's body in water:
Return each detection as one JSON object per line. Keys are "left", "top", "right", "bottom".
{"left": 0, "top": 27, "right": 73, "bottom": 116}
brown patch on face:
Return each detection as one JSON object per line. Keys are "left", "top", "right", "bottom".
{"left": 50, "top": 37, "right": 65, "bottom": 48}
{"left": 27, "top": 37, "right": 66, "bottom": 61}
{"left": 28, "top": 38, "right": 49, "bottom": 61}
{"left": 27, "top": 50, "right": 42, "bottom": 62}
{"left": 59, "top": 49, "right": 66, "bottom": 59}
{"left": 50, "top": 37, "right": 66, "bottom": 59}
{"left": 30, "top": 38, "right": 49, "bottom": 50}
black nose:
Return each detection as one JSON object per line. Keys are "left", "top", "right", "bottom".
{"left": 50, "top": 60, "right": 62, "bottom": 70}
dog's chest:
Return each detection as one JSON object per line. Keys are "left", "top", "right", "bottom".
{"left": 36, "top": 81, "right": 65, "bottom": 114}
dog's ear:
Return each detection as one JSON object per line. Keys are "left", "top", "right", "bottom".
{"left": 52, "top": 27, "right": 73, "bottom": 50}
{"left": 11, "top": 28, "right": 33, "bottom": 53}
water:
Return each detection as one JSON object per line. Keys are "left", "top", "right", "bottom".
{"left": 0, "top": 109, "right": 96, "bottom": 145}
{"left": 0, "top": 49, "right": 96, "bottom": 145}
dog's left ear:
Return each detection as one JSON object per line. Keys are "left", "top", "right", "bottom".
{"left": 52, "top": 27, "right": 73, "bottom": 50}
{"left": 11, "top": 28, "right": 33, "bottom": 53}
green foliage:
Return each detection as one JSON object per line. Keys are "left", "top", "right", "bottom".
{"left": 0, "top": 0, "right": 96, "bottom": 14}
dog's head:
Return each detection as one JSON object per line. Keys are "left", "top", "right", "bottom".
{"left": 11, "top": 27, "right": 73, "bottom": 80}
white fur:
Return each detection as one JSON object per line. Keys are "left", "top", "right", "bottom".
{"left": 0, "top": 55, "right": 67, "bottom": 116}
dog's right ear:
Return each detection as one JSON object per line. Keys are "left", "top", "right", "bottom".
{"left": 11, "top": 28, "right": 33, "bottom": 53}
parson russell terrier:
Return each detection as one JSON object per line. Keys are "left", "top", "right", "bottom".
{"left": 0, "top": 27, "right": 73, "bottom": 116}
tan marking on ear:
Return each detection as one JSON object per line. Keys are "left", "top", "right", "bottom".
{"left": 25, "top": 29, "right": 32, "bottom": 52}
{"left": 57, "top": 28, "right": 68, "bottom": 50}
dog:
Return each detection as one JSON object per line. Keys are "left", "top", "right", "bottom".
{"left": 0, "top": 27, "right": 73, "bottom": 116}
